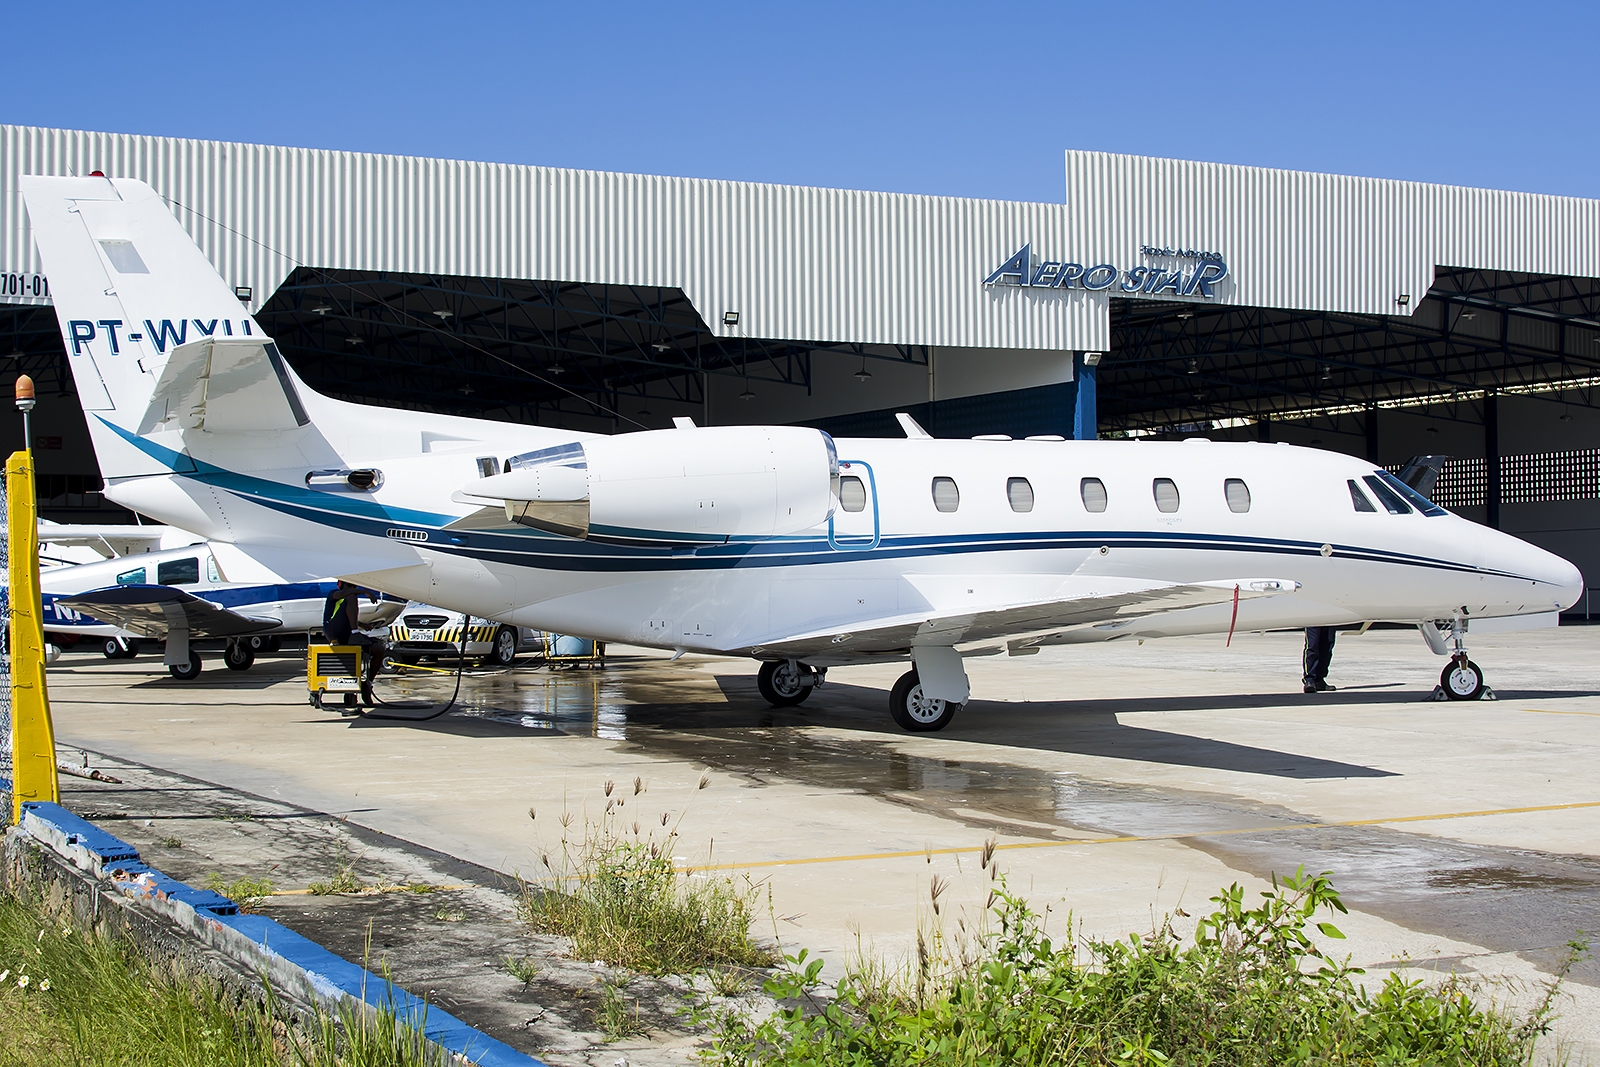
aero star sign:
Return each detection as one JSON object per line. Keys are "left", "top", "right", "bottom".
{"left": 984, "top": 244, "right": 1229, "bottom": 298}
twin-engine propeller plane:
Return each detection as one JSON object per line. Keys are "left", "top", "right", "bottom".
{"left": 20, "top": 176, "right": 1584, "bottom": 728}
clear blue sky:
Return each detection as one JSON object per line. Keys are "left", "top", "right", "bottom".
{"left": 8, "top": 2, "right": 1598, "bottom": 203}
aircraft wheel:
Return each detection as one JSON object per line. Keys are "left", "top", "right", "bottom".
{"left": 103, "top": 637, "right": 130, "bottom": 660}
{"left": 1442, "top": 658, "right": 1486, "bottom": 701}
{"left": 757, "top": 660, "right": 813, "bottom": 706}
{"left": 488, "top": 626, "right": 518, "bottom": 667}
{"left": 889, "top": 669, "right": 960, "bottom": 732}
{"left": 168, "top": 650, "right": 203, "bottom": 681}
{"left": 224, "top": 641, "right": 255, "bottom": 671}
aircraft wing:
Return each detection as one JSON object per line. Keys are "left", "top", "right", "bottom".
{"left": 57, "top": 585, "right": 280, "bottom": 639}
{"left": 746, "top": 576, "right": 1298, "bottom": 662}
{"left": 37, "top": 523, "right": 177, "bottom": 560}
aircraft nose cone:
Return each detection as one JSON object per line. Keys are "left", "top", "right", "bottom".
{"left": 1508, "top": 537, "right": 1585, "bottom": 612}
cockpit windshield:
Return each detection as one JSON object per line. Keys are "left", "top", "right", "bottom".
{"left": 1373, "top": 470, "right": 1447, "bottom": 516}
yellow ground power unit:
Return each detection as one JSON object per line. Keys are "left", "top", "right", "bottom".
{"left": 307, "top": 644, "right": 372, "bottom": 711}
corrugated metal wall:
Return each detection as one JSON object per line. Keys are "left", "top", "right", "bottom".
{"left": 1062, "top": 150, "right": 1600, "bottom": 316}
{"left": 4, "top": 126, "right": 1599, "bottom": 352}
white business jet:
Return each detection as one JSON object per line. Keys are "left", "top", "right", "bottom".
{"left": 19, "top": 176, "right": 1583, "bottom": 729}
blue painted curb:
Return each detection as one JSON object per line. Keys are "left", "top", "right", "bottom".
{"left": 14, "top": 799, "right": 542, "bottom": 1067}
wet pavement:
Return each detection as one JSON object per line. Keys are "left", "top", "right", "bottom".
{"left": 37, "top": 624, "right": 1600, "bottom": 1060}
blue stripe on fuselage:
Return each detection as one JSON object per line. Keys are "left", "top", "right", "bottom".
{"left": 98, "top": 418, "right": 1550, "bottom": 586}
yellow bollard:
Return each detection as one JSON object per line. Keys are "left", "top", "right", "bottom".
{"left": 8, "top": 443, "right": 58, "bottom": 821}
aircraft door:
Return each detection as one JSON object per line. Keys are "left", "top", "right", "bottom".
{"left": 829, "top": 460, "right": 880, "bottom": 550}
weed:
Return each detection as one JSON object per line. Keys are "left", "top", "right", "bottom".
{"left": 504, "top": 955, "right": 540, "bottom": 986}
{"left": 520, "top": 780, "right": 773, "bottom": 975}
{"left": 0, "top": 888, "right": 442, "bottom": 1066}
{"left": 707, "top": 866, "right": 1575, "bottom": 1066}
{"left": 707, "top": 966, "right": 751, "bottom": 997}
{"left": 404, "top": 881, "right": 439, "bottom": 894}
{"left": 204, "top": 872, "right": 275, "bottom": 913}
{"left": 432, "top": 905, "right": 467, "bottom": 922}
{"left": 156, "top": 835, "right": 183, "bottom": 849}
{"left": 597, "top": 979, "right": 646, "bottom": 1041}
{"left": 306, "top": 868, "right": 363, "bottom": 896}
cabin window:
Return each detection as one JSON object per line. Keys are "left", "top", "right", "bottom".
{"left": 158, "top": 557, "right": 201, "bottom": 586}
{"left": 1007, "top": 477, "right": 1034, "bottom": 513}
{"left": 1080, "top": 477, "right": 1108, "bottom": 513}
{"left": 1348, "top": 480, "right": 1376, "bottom": 512}
{"left": 931, "top": 477, "right": 960, "bottom": 513}
{"left": 115, "top": 566, "right": 146, "bottom": 586}
{"left": 206, "top": 556, "right": 221, "bottom": 583}
{"left": 1362, "top": 475, "right": 1412, "bottom": 515}
{"left": 839, "top": 475, "right": 867, "bottom": 512}
{"left": 1153, "top": 478, "right": 1180, "bottom": 513}
{"left": 1224, "top": 478, "right": 1251, "bottom": 513}
{"left": 476, "top": 457, "right": 499, "bottom": 479}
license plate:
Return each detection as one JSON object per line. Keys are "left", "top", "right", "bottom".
{"left": 411, "top": 629, "right": 434, "bottom": 641}
{"left": 326, "top": 677, "right": 359, "bottom": 691}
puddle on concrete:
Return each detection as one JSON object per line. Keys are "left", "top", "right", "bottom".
{"left": 376, "top": 660, "right": 1600, "bottom": 986}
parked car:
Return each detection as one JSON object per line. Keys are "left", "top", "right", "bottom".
{"left": 382, "top": 604, "right": 543, "bottom": 668}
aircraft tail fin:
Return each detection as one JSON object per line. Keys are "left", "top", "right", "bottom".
{"left": 19, "top": 176, "right": 295, "bottom": 478}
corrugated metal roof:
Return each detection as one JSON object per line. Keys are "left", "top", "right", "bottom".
{"left": 4, "top": 126, "right": 1599, "bottom": 352}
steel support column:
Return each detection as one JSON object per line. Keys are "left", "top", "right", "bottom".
{"left": 1485, "top": 392, "right": 1501, "bottom": 529}
{"left": 1365, "top": 405, "right": 1379, "bottom": 462}
{"left": 1073, "top": 353, "right": 1097, "bottom": 440}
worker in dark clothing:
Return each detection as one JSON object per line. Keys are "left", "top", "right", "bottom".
{"left": 323, "top": 580, "right": 384, "bottom": 679}
{"left": 1303, "top": 626, "right": 1337, "bottom": 693}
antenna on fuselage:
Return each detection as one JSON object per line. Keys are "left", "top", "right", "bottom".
{"left": 896, "top": 413, "right": 932, "bottom": 439}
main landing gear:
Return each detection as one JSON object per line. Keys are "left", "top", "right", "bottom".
{"left": 102, "top": 637, "right": 140, "bottom": 660}
{"left": 890, "top": 669, "right": 962, "bottom": 732}
{"left": 757, "top": 660, "right": 823, "bottom": 706}
{"left": 1428, "top": 618, "right": 1493, "bottom": 701}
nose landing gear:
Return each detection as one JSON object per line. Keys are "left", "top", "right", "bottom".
{"left": 1430, "top": 618, "right": 1495, "bottom": 701}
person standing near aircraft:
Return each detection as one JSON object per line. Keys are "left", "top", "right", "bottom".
{"left": 324, "top": 581, "right": 384, "bottom": 679}
{"left": 1303, "top": 626, "right": 1337, "bottom": 693}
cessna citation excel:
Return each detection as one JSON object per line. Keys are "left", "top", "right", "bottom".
{"left": 20, "top": 176, "right": 1584, "bottom": 730}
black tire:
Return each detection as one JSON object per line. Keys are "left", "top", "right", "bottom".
{"left": 224, "top": 641, "right": 255, "bottom": 671}
{"left": 488, "top": 626, "right": 518, "bottom": 667}
{"left": 379, "top": 654, "right": 401, "bottom": 674}
{"left": 266, "top": 636, "right": 282, "bottom": 653}
{"left": 103, "top": 638, "right": 126, "bottom": 660}
{"left": 1442, "top": 658, "right": 1486, "bottom": 701}
{"left": 889, "top": 669, "right": 960, "bottom": 732}
{"left": 757, "top": 660, "right": 813, "bottom": 706}
{"left": 168, "top": 649, "right": 203, "bottom": 681}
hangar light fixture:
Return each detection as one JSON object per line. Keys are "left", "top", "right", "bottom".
{"left": 312, "top": 304, "right": 332, "bottom": 315}
{"left": 1396, "top": 294, "right": 1411, "bottom": 306}
{"left": 434, "top": 309, "right": 453, "bottom": 320}
{"left": 739, "top": 388, "right": 756, "bottom": 401}
{"left": 722, "top": 311, "right": 740, "bottom": 326}
{"left": 855, "top": 355, "right": 873, "bottom": 381}
{"left": 1082, "top": 352, "right": 1103, "bottom": 366}
{"left": 234, "top": 285, "right": 252, "bottom": 303}
{"left": 345, "top": 335, "right": 363, "bottom": 345}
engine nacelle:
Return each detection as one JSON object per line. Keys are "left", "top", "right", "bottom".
{"left": 463, "top": 426, "right": 838, "bottom": 543}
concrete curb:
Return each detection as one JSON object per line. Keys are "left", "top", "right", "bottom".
{"left": 5, "top": 789, "right": 543, "bottom": 1067}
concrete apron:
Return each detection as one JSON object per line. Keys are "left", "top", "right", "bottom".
{"left": 0, "top": 790, "right": 539, "bottom": 1067}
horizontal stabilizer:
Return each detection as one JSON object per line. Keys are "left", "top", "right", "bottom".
{"left": 138, "top": 338, "right": 308, "bottom": 435}
{"left": 37, "top": 524, "right": 182, "bottom": 559}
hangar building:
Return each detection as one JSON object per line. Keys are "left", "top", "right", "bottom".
{"left": 3, "top": 125, "right": 1600, "bottom": 607}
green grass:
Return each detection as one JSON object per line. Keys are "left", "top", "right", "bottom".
{"left": 705, "top": 868, "right": 1578, "bottom": 1066}
{"left": 204, "top": 873, "right": 275, "bottom": 913}
{"left": 520, "top": 783, "right": 774, "bottom": 976}
{"left": 0, "top": 888, "right": 443, "bottom": 1066}
{"left": 307, "top": 870, "right": 363, "bottom": 896}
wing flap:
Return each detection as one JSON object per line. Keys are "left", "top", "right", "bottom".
{"left": 747, "top": 577, "right": 1297, "bottom": 661}
{"left": 59, "top": 585, "right": 280, "bottom": 639}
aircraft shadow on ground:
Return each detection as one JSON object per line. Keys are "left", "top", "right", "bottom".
{"left": 652, "top": 677, "right": 1401, "bottom": 780}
